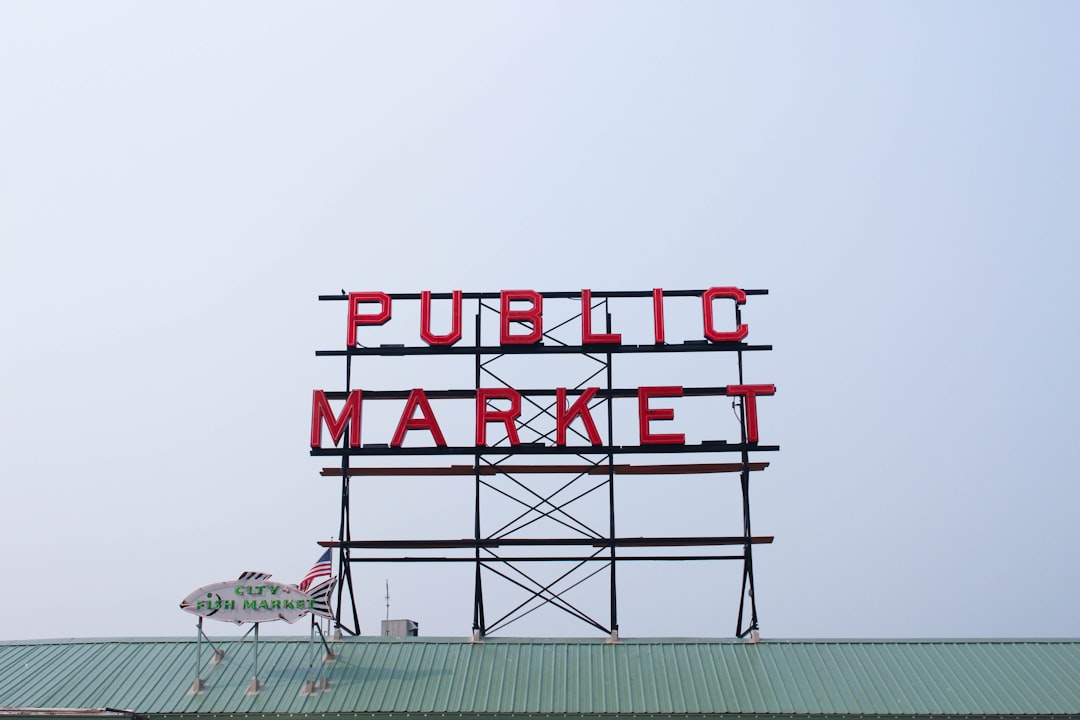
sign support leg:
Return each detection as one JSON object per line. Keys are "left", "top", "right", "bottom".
{"left": 245, "top": 622, "right": 262, "bottom": 695}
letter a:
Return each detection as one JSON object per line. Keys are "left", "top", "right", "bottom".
{"left": 391, "top": 389, "right": 448, "bottom": 446}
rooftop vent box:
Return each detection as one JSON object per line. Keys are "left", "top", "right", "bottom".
{"left": 381, "top": 619, "right": 419, "bottom": 637}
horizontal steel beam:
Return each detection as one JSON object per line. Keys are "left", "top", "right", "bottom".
{"left": 318, "top": 386, "right": 747, "bottom": 400}
{"left": 319, "top": 289, "right": 769, "bottom": 301}
{"left": 317, "top": 342, "right": 771, "bottom": 357}
{"left": 312, "top": 442, "right": 779, "bottom": 457}
{"left": 320, "top": 462, "right": 769, "bottom": 477}
{"left": 341, "top": 554, "right": 748, "bottom": 563}
{"left": 319, "top": 536, "right": 773, "bottom": 550}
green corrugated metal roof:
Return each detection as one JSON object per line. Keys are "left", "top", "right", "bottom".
{"left": 2, "top": 636, "right": 1079, "bottom": 718}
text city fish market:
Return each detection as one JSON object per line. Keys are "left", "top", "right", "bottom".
{"left": 192, "top": 599, "right": 318, "bottom": 612}
{"left": 311, "top": 288, "right": 776, "bottom": 448}
{"left": 193, "top": 584, "right": 318, "bottom": 612}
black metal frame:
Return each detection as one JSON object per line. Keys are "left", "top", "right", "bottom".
{"left": 313, "top": 289, "right": 776, "bottom": 638}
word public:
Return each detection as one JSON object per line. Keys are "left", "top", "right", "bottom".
{"left": 343, "top": 288, "right": 752, "bottom": 346}
{"left": 311, "top": 288, "right": 775, "bottom": 448}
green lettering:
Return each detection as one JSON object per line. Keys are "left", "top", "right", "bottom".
{"left": 243, "top": 600, "right": 257, "bottom": 610}
{"left": 270, "top": 600, "right": 281, "bottom": 609}
{"left": 269, "top": 585, "right": 280, "bottom": 595}
{"left": 235, "top": 586, "right": 245, "bottom": 596}
{"left": 284, "top": 600, "right": 295, "bottom": 609}
{"left": 223, "top": 600, "right": 235, "bottom": 610}
{"left": 258, "top": 600, "right": 270, "bottom": 610}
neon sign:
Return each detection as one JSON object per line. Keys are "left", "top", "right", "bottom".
{"left": 311, "top": 288, "right": 775, "bottom": 451}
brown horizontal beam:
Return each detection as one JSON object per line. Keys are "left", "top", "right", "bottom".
{"left": 319, "top": 536, "right": 773, "bottom": 550}
{"left": 321, "top": 461, "right": 768, "bottom": 477}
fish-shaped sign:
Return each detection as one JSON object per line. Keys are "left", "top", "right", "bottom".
{"left": 180, "top": 571, "right": 336, "bottom": 624}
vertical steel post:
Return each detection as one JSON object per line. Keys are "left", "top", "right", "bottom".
{"left": 733, "top": 302, "right": 760, "bottom": 637}
{"left": 253, "top": 622, "right": 259, "bottom": 687}
{"left": 336, "top": 344, "right": 360, "bottom": 634}
{"left": 472, "top": 300, "right": 486, "bottom": 637}
{"left": 605, "top": 302, "right": 618, "bottom": 635}
{"left": 195, "top": 617, "right": 202, "bottom": 685}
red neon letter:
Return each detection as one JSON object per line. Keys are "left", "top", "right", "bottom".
{"left": 347, "top": 292, "right": 391, "bottom": 346}
{"left": 652, "top": 288, "right": 666, "bottom": 344}
{"left": 500, "top": 290, "right": 543, "bottom": 345}
{"left": 556, "top": 387, "right": 602, "bottom": 445}
{"left": 310, "top": 390, "right": 363, "bottom": 448}
{"left": 581, "top": 290, "right": 621, "bottom": 345}
{"left": 702, "top": 287, "right": 748, "bottom": 343}
{"left": 638, "top": 386, "right": 685, "bottom": 445}
{"left": 726, "top": 384, "right": 776, "bottom": 443}
{"left": 391, "top": 389, "right": 447, "bottom": 447}
{"left": 420, "top": 290, "right": 462, "bottom": 346}
{"left": 476, "top": 388, "right": 522, "bottom": 445}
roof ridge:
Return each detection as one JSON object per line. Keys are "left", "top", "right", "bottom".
{"left": 3, "top": 636, "right": 1080, "bottom": 647}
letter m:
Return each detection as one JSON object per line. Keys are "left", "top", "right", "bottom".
{"left": 310, "top": 390, "right": 363, "bottom": 448}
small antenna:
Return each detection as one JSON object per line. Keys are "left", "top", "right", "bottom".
{"left": 385, "top": 579, "right": 390, "bottom": 621}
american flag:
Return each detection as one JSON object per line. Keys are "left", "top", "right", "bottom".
{"left": 299, "top": 549, "right": 332, "bottom": 591}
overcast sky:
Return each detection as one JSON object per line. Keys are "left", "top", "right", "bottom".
{"left": 2, "top": 1, "right": 1078, "bottom": 642}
